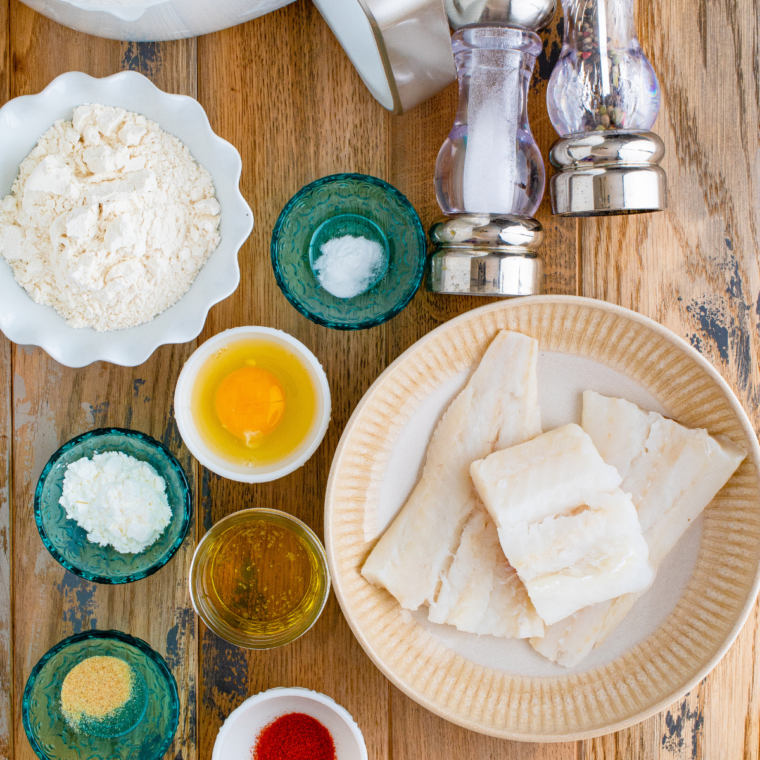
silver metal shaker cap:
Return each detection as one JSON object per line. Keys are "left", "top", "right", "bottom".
{"left": 445, "top": 0, "right": 556, "bottom": 31}
{"left": 549, "top": 130, "right": 668, "bottom": 216}
{"left": 428, "top": 214, "right": 544, "bottom": 297}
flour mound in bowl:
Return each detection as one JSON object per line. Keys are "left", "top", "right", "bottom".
{"left": 0, "top": 103, "right": 221, "bottom": 331}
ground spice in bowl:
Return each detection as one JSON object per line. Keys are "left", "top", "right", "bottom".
{"left": 60, "top": 655, "right": 134, "bottom": 731}
{"left": 252, "top": 712, "right": 336, "bottom": 760}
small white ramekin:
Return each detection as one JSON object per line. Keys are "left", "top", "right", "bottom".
{"left": 212, "top": 687, "right": 368, "bottom": 760}
{"left": 174, "top": 326, "right": 331, "bottom": 483}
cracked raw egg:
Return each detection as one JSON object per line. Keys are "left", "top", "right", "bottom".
{"left": 215, "top": 366, "right": 286, "bottom": 446}
{"left": 191, "top": 338, "right": 316, "bottom": 465}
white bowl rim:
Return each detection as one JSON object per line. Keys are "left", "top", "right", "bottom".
{"left": 58, "top": 0, "right": 169, "bottom": 22}
{"left": 212, "top": 686, "right": 369, "bottom": 760}
{"left": 0, "top": 70, "right": 253, "bottom": 367}
{"left": 174, "top": 326, "right": 332, "bottom": 483}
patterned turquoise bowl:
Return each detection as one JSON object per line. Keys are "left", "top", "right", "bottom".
{"left": 23, "top": 630, "right": 179, "bottom": 760}
{"left": 34, "top": 428, "right": 192, "bottom": 584}
{"left": 271, "top": 173, "right": 427, "bottom": 330}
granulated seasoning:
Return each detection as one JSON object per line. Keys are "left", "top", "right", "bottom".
{"left": 252, "top": 712, "right": 336, "bottom": 760}
{"left": 60, "top": 655, "right": 134, "bottom": 731}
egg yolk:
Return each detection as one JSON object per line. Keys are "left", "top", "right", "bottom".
{"left": 214, "top": 367, "right": 286, "bottom": 447}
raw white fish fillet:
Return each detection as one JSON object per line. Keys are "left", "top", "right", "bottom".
{"left": 471, "top": 424, "right": 654, "bottom": 626}
{"left": 531, "top": 391, "right": 747, "bottom": 667}
{"left": 471, "top": 423, "right": 624, "bottom": 530}
{"left": 500, "top": 490, "right": 652, "bottom": 626}
{"left": 361, "top": 330, "right": 541, "bottom": 611}
{"left": 428, "top": 508, "right": 545, "bottom": 638}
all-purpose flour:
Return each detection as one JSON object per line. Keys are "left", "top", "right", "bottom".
{"left": 0, "top": 104, "right": 221, "bottom": 331}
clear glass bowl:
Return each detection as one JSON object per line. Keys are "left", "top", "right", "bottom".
{"left": 271, "top": 173, "right": 426, "bottom": 330}
{"left": 190, "top": 509, "right": 331, "bottom": 649}
{"left": 23, "top": 630, "right": 179, "bottom": 760}
{"left": 35, "top": 428, "right": 192, "bottom": 584}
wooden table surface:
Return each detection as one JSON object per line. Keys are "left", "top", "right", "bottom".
{"left": 1, "top": 1, "right": 759, "bottom": 758}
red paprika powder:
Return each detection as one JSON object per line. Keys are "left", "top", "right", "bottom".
{"left": 252, "top": 712, "right": 336, "bottom": 760}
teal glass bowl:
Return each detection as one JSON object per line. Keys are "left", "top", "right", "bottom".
{"left": 23, "top": 630, "right": 179, "bottom": 760}
{"left": 271, "top": 173, "right": 426, "bottom": 330}
{"left": 35, "top": 428, "right": 192, "bottom": 584}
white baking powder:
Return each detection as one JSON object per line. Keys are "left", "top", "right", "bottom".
{"left": 59, "top": 451, "right": 172, "bottom": 555}
{"left": 0, "top": 103, "right": 221, "bottom": 331}
{"left": 314, "top": 234, "right": 385, "bottom": 299}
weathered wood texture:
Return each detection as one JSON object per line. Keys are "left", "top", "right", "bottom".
{"left": 0, "top": 2, "right": 12, "bottom": 757}
{"left": 0, "top": 336, "right": 11, "bottom": 760}
{"left": 580, "top": 0, "right": 760, "bottom": 758}
{"left": 8, "top": 4, "right": 199, "bottom": 759}
{"left": 195, "top": 6, "right": 392, "bottom": 759}
{"left": 4, "top": 0, "right": 760, "bottom": 758}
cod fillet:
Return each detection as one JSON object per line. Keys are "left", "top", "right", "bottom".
{"left": 361, "top": 330, "right": 541, "bottom": 614}
{"left": 531, "top": 391, "right": 747, "bottom": 667}
{"left": 471, "top": 424, "right": 654, "bottom": 626}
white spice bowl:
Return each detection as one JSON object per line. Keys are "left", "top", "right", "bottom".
{"left": 212, "top": 688, "right": 368, "bottom": 760}
{"left": 174, "top": 326, "right": 331, "bottom": 483}
{"left": 0, "top": 70, "right": 253, "bottom": 367}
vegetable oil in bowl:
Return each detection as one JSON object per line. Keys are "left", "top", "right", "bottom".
{"left": 190, "top": 509, "right": 330, "bottom": 649}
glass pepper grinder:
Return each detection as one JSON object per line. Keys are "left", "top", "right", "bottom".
{"left": 547, "top": 0, "right": 667, "bottom": 215}
{"left": 429, "top": 10, "right": 554, "bottom": 297}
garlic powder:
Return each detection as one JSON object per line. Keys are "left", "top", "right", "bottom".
{"left": 59, "top": 451, "right": 172, "bottom": 555}
{"left": 0, "top": 103, "right": 221, "bottom": 331}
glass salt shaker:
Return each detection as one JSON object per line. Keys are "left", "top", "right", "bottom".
{"left": 429, "top": 3, "right": 555, "bottom": 297}
{"left": 547, "top": 0, "right": 667, "bottom": 215}
{"left": 434, "top": 27, "right": 545, "bottom": 219}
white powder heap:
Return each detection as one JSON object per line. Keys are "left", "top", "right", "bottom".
{"left": 0, "top": 103, "right": 221, "bottom": 331}
{"left": 462, "top": 61, "right": 520, "bottom": 213}
{"left": 60, "top": 451, "right": 172, "bottom": 555}
{"left": 314, "top": 234, "right": 385, "bottom": 299}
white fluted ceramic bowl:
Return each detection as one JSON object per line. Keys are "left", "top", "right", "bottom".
{"left": 0, "top": 71, "right": 252, "bottom": 367}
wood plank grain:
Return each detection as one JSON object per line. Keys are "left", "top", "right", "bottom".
{"left": 0, "top": 1, "right": 12, "bottom": 755}
{"left": 8, "top": 5, "right": 199, "bottom": 759}
{"left": 392, "top": 695, "right": 578, "bottom": 760}
{"left": 0, "top": 354, "right": 12, "bottom": 760}
{"left": 0, "top": 335, "right": 10, "bottom": 760}
{"left": 532, "top": 12, "right": 579, "bottom": 297}
{"left": 387, "top": 15, "right": 577, "bottom": 759}
{"left": 196, "top": 4, "right": 391, "bottom": 759}
{"left": 579, "top": 0, "right": 760, "bottom": 757}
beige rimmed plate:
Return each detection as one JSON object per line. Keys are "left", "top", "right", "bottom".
{"left": 324, "top": 296, "right": 760, "bottom": 741}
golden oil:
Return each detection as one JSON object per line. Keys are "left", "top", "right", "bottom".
{"left": 191, "top": 338, "right": 317, "bottom": 466}
{"left": 191, "top": 510, "right": 330, "bottom": 648}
